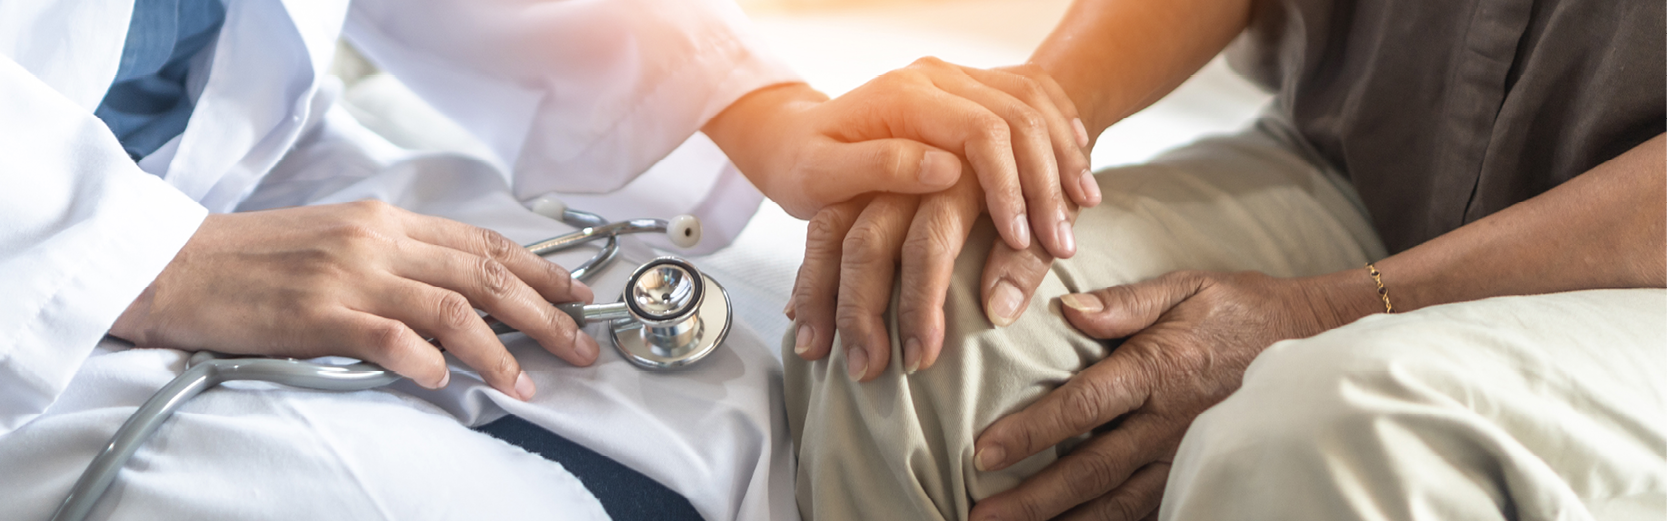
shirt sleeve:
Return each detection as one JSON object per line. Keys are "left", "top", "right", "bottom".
{"left": 340, "top": 0, "right": 802, "bottom": 200}
{"left": 0, "top": 56, "right": 207, "bottom": 433}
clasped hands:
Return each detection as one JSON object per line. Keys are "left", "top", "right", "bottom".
{"left": 780, "top": 59, "right": 1385, "bottom": 520}
{"left": 107, "top": 52, "right": 1368, "bottom": 519}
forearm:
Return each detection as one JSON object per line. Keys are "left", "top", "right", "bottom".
{"left": 702, "top": 82, "right": 828, "bottom": 194}
{"left": 1315, "top": 134, "right": 1667, "bottom": 323}
{"left": 1029, "top": 0, "right": 1254, "bottom": 136}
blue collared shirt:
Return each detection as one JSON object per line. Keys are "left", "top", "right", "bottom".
{"left": 95, "top": 0, "right": 226, "bottom": 160}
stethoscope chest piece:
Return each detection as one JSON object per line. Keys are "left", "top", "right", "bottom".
{"left": 609, "top": 258, "right": 732, "bottom": 370}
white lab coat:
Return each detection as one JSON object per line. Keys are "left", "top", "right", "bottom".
{"left": 0, "top": 0, "right": 800, "bottom": 519}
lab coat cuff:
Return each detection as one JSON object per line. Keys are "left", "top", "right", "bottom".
{"left": 0, "top": 172, "right": 206, "bottom": 432}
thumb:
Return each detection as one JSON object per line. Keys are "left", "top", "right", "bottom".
{"left": 1059, "top": 271, "right": 1206, "bottom": 339}
{"left": 808, "top": 139, "right": 961, "bottom": 204}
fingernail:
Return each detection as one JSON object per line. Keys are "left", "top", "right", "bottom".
{"left": 974, "top": 445, "right": 1006, "bottom": 472}
{"left": 1056, "top": 219, "right": 1075, "bottom": 257}
{"left": 573, "top": 329, "right": 600, "bottom": 364}
{"left": 1009, "top": 215, "right": 1031, "bottom": 249}
{"left": 1061, "top": 293, "right": 1103, "bottom": 312}
{"left": 783, "top": 300, "right": 796, "bottom": 320}
{"left": 1072, "top": 118, "right": 1089, "bottom": 148}
{"left": 794, "top": 324, "right": 814, "bottom": 356}
{"left": 903, "top": 337, "right": 922, "bottom": 375}
{"left": 988, "top": 281, "right": 1024, "bottom": 327}
{"left": 436, "top": 370, "right": 451, "bottom": 390}
{"left": 514, "top": 371, "right": 536, "bottom": 401}
{"left": 846, "top": 347, "right": 869, "bottom": 381}
{"left": 1080, "top": 170, "right": 1102, "bottom": 206}
{"left": 920, "top": 150, "right": 959, "bottom": 187}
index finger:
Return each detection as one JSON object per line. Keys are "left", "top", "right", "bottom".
{"left": 974, "top": 349, "right": 1153, "bottom": 472}
{"left": 973, "top": 414, "right": 1170, "bottom": 521}
{"left": 400, "top": 213, "right": 593, "bottom": 305}
{"left": 896, "top": 172, "right": 983, "bottom": 374}
{"left": 970, "top": 65, "right": 1100, "bottom": 208}
{"left": 790, "top": 199, "right": 869, "bottom": 361}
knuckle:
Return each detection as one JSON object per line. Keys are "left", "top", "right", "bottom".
{"left": 477, "top": 258, "right": 513, "bottom": 300}
{"left": 1014, "top": 496, "right": 1053, "bottom": 521}
{"left": 476, "top": 256, "right": 513, "bottom": 299}
{"left": 333, "top": 222, "right": 383, "bottom": 243}
{"left": 492, "top": 350, "right": 517, "bottom": 378}
{"left": 1013, "top": 109, "right": 1047, "bottom": 135}
{"left": 910, "top": 56, "right": 948, "bottom": 69}
{"left": 1098, "top": 284, "right": 1141, "bottom": 308}
{"left": 805, "top": 207, "right": 855, "bottom": 250}
{"left": 477, "top": 228, "right": 518, "bottom": 261}
{"left": 1106, "top": 493, "right": 1146, "bottom": 521}
{"left": 1013, "top": 76, "right": 1046, "bottom": 101}
{"left": 974, "top": 114, "right": 1011, "bottom": 141}
{"left": 833, "top": 298, "right": 877, "bottom": 335}
{"left": 362, "top": 319, "right": 409, "bottom": 357}
{"left": 347, "top": 198, "right": 390, "bottom": 215}
{"left": 841, "top": 221, "right": 892, "bottom": 263}
{"left": 1147, "top": 335, "right": 1212, "bottom": 378}
{"left": 348, "top": 199, "right": 401, "bottom": 226}
{"left": 880, "top": 67, "right": 927, "bottom": 86}
{"left": 435, "top": 291, "right": 476, "bottom": 331}
{"left": 874, "top": 143, "right": 915, "bottom": 178}
{"left": 1063, "top": 449, "right": 1120, "bottom": 499}
{"left": 1060, "top": 380, "right": 1113, "bottom": 430}
{"left": 900, "top": 225, "right": 958, "bottom": 265}
{"left": 1163, "top": 270, "right": 1207, "bottom": 288}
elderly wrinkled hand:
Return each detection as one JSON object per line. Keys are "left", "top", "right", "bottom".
{"left": 967, "top": 270, "right": 1377, "bottom": 521}
{"left": 782, "top": 62, "right": 1097, "bottom": 380}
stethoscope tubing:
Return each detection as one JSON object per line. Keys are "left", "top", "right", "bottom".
{"left": 542, "top": 207, "right": 617, "bottom": 282}
{"left": 51, "top": 353, "right": 399, "bottom": 521}
{"left": 51, "top": 209, "right": 659, "bottom": 521}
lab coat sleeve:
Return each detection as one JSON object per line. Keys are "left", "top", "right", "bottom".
{"left": 0, "top": 56, "right": 208, "bottom": 433}
{"left": 340, "top": 0, "right": 801, "bottom": 199}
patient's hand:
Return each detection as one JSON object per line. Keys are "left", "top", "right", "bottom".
{"left": 968, "top": 270, "right": 1381, "bottom": 520}
{"left": 787, "top": 171, "right": 1077, "bottom": 381}
{"left": 763, "top": 61, "right": 1098, "bottom": 380}
{"left": 110, "top": 200, "right": 598, "bottom": 401}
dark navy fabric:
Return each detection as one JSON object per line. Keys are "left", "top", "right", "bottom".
{"left": 477, "top": 415, "right": 704, "bottom": 521}
{"left": 96, "top": 0, "right": 226, "bottom": 160}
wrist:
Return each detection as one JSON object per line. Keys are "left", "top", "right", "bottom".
{"left": 702, "top": 82, "right": 827, "bottom": 184}
{"left": 111, "top": 284, "right": 157, "bottom": 345}
{"left": 1301, "top": 268, "right": 1390, "bottom": 331}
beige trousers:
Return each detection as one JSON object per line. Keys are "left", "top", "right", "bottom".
{"left": 781, "top": 121, "right": 1667, "bottom": 521}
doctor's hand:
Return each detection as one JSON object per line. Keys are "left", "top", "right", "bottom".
{"left": 967, "top": 270, "right": 1381, "bottom": 520}
{"left": 705, "top": 59, "right": 1099, "bottom": 261}
{"left": 786, "top": 170, "right": 1076, "bottom": 381}
{"left": 110, "top": 200, "right": 598, "bottom": 401}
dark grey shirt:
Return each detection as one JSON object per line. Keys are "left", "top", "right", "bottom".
{"left": 1228, "top": 0, "right": 1665, "bottom": 253}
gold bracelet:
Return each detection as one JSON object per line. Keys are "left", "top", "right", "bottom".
{"left": 1365, "top": 263, "right": 1394, "bottom": 313}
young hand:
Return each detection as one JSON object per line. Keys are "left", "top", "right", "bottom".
{"left": 111, "top": 201, "right": 597, "bottom": 401}
{"left": 706, "top": 59, "right": 1099, "bottom": 260}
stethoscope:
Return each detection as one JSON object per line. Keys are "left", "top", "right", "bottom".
{"left": 51, "top": 199, "right": 733, "bottom": 521}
